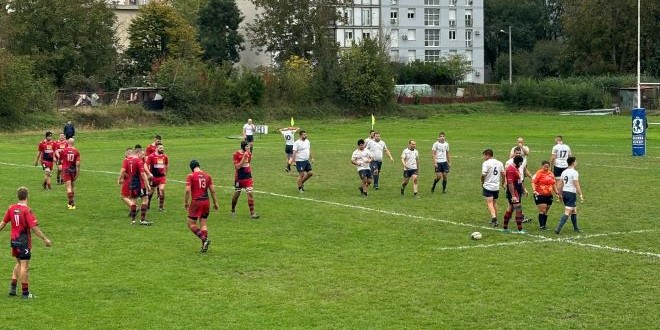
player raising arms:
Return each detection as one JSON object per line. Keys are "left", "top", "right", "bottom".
{"left": 53, "top": 133, "right": 68, "bottom": 185}
{"left": 60, "top": 139, "right": 80, "bottom": 210}
{"left": 118, "top": 148, "right": 152, "bottom": 225}
{"left": 184, "top": 160, "right": 219, "bottom": 253}
{"left": 231, "top": 141, "right": 259, "bottom": 219}
{"left": 279, "top": 126, "right": 299, "bottom": 172}
{"left": 146, "top": 142, "right": 168, "bottom": 211}
{"left": 34, "top": 131, "right": 55, "bottom": 190}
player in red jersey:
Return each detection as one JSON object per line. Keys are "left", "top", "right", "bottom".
{"left": 503, "top": 155, "right": 526, "bottom": 233}
{"left": 60, "top": 139, "right": 81, "bottom": 210}
{"left": 184, "top": 160, "right": 218, "bottom": 252}
{"left": 53, "top": 133, "right": 68, "bottom": 185}
{"left": 118, "top": 149, "right": 152, "bottom": 225}
{"left": 146, "top": 142, "right": 168, "bottom": 211}
{"left": 231, "top": 141, "right": 259, "bottom": 219}
{"left": 145, "top": 134, "right": 161, "bottom": 156}
{"left": 34, "top": 131, "right": 55, "bottom": 190}
{"left": 0, "top": 187, "right": 52, "bottom": 299}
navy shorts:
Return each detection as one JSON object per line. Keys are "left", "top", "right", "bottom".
{"left": 370, "top": 160, "right": 383, "bottom": 172}
{"left": 562, "top": 191, "right": 577, "bottom": 208}
{"left": 358, "top": 169, "right": 373, "bottom": 179}
{"left": 482, "top": 188, "right": 499, "bottom": 199}
{"left": 553, "top": 166, "right": 566, "bottom": 178}
{"left": 285, "top": 145, "right": 293, "bottom": 155}
{"left": 296, "top": 161, "right": 312, "bottom": 173}
{"left": 435, "top": 162, "right": 450, "bottom": 173}
{"left": 245, "top": 135, "right": 254, "bottom": 143}
{"left": 534, "top": 194, "right": 554, "bottom": 205}
{"left": 403, "top": 169, "right": 418, "bottom": 178}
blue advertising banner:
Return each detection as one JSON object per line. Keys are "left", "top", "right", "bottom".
{"left": 632, "top": 108, "right": 646, "bottom": 156}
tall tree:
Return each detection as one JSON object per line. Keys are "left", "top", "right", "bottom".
{"left": 247, "top": 0, "right": 348, "bottom": 64}
{"left": 0, "top": 0, "right": 117, "bottom": 87}
{"left": 198, "top": 0, "right": 245, "bottom": 65}
{"left": 337, "top": 38, "right": 394, "bottom": 110}
{"left": 563, "top": 0, "right": 659, "bottom": 75}
{"left": 126, "top": 0, "right": 201, "bottom": 75}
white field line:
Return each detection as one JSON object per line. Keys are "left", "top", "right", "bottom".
{"left": 1, "top": 161, "right": 658, "bottom": 258}
{"left": 436, "top": 239, "right": 548, "bottom": 251}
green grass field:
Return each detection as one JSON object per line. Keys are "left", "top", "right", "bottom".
{"left": 0, "top": 112, "right": 658, "bottom": 329}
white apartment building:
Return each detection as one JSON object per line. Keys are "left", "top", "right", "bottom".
{"left": 335, "top": 0, "right": 484, "bottom": 83}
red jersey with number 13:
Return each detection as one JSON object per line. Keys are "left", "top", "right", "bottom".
{"left": 186, "top": 171, "right": 213, "bottom": 200}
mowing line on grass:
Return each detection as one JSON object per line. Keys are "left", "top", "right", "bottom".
{"left": 1, "top": 161, "right": 658, "bottom": 259}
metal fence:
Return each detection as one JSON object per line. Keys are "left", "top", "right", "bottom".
{"left": 395, "top": 84, "right": 501, "bottom": 104}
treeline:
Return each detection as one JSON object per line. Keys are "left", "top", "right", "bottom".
{"left": 0, "top": 0, "right": 658, "bottom": 128}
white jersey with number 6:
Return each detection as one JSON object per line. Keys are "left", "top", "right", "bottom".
{"left": 482, "top": 158, "right": 504, "bottom": 191}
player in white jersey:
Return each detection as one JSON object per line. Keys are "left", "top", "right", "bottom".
{"left": 431, "top": 132, "right": 451, "bottom": 194}
{"left": 290, "top": 130, "right": 313, "bottom": 193}
{"left": 366, "top": 132, "right": 394, "bottom": 190}
{"left": 555, "top": 156, "right": 584, "bottom": 234}
{"left": 509, "top": 137, "right": 530, "bottom": 159}
{"left": 242, "top": 118, "right": 257, "bottom": 153}
{"left": 550, "top": 135, "right": 572, "bottom": 191}
{"left": 400, "top": 140, "right": 420, "bottom": 196}
{"left": 364, "top": 130, "right": 375, "bottom": 146}
{"left": 279, "top": 126, "right": 300, "bottom": 172}
{"left": 351, "top": 139, "right": 374, "bottom": 196}
{"left": 481, "top": 149, "right": 505, "bottom": 227}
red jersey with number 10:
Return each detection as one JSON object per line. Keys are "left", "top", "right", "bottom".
{"left": 60, "top": 147, "right": 80, "bottom": 171}
{"left": 186, "top": 170, "right": 213, "bottom": 200}
{"left": 2, "top": 203, "right": 39, "bottom": 249}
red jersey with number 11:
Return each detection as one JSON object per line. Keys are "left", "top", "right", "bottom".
{"left": 2, "top": 203, "right": 39, "bottom": 249}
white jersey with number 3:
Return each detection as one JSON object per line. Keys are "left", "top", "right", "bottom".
{"left": 482, "top": 158, "right": 504, "bottom": 191}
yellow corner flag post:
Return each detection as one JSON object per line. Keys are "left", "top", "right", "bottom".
{"left": 371, "top": 114, "right": 375, "bottom": 130}
{"left": 291, "top": 117, "right": 295, "bottom": 127}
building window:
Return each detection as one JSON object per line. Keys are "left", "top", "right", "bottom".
{"left": 449, "top": 29, "right": 456, "bottom": 40}
{"left": 391, "top": 50, "right": 399, "bottom": 61}
{"left": 345, "top": 31, "right": 354, "bottom": 41}
{"left": 448, "top": 9, "right": 456, "bottom": 27}
{"left": 424, "top": 0, "right": 440, "bottom": 5}
{"left": 424, "top": 8, "right": 440, "bottom": 26}
{"left": 465, "top": 29, "right": 472, "bottom": 47}
{"left": 343, "top": 9, "right": 354, "bottom": 25}
{"left": 449, "top": 0, "right": 457, "bottom": 6}
{"left": 465, "top": 9, "right": 472, "bottom": 27}
{"left": 363, "top": 32, "right": 371, "bottom": 39}
{"left": 391, "top": 0, "right": 398, "bottom": 4}
{"left": 425, "top": 50, "right": 441, "bottom": 62}
{"left": 407, "top": 29, "right": 416, "bottom": 41}
{"left": 424, "top": 29, "right": 440, "bottom": 47}
{"left": 362, "top": 8, "right": 372, "bottom": 26}
{"left": 408, "top": 50, "right": 416, "bottom": 62}
{"left": 466, "top": 0, "right": 473, "bottom": 6}
{"left": 407, "top": 8, "right": 415, "bottom": 19}
{"left": 465, "top": 50, "right": 473, "bottom": 66}
{"left": 129, "top": 0, "right": 137, "bottom": 4}
{"left": 390, "top": 10, "right": 398, "bottom": 25}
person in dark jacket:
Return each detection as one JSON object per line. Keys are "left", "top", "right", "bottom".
{"left": 63, "top": 121, "right": 75, "bottom": 139}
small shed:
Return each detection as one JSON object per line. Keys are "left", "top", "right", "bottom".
{"left": 114, "top": 87, "right": 166, "bottom": 110}
{"left": 619, "top": 86, "right": 659, "bottom": 111}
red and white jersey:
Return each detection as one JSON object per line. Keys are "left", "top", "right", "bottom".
{"left": 145, "top": 143, "right": 157, "bottom": 156}
{"left": 2, "top": 203, "right": 39, "bottom": 249}
{"left": 37, "top": 139, "right": 56, "bottom": 162}
{"left": 53, "top": 139, "right": 68, "bottom": 160}
{"left": 146, "top": 152, "right": 168, "bottom": 177}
